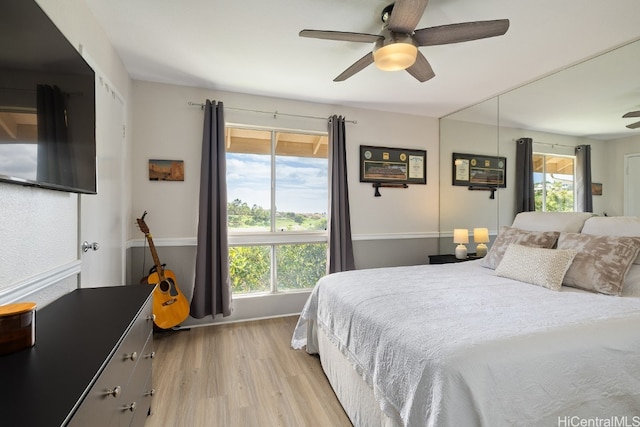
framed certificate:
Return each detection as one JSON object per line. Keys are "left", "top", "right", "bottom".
{"left": 360, "top": 145, "right": 426, "bottom": 185}
{"left": 452, "top": 152, "right": 506, "bottom": 188}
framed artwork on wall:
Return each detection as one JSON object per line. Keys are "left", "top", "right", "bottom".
{"left": 452, "top": 152, "right": 506, "bottom": 188}
{"left": 359, "top": 145, "right": 427, "bottom": 185}
{"left": 149, "top": 159, "right": 185, "bottom": 181}
{"left": 592, "top": 182, "right": 603, "bottom": 196}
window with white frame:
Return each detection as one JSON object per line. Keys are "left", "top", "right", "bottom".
{"left": 533, "top": 153, "right": 575, "bottom": 212}
{"left": 225, "top": 126, "right": 328, "bottom": 294}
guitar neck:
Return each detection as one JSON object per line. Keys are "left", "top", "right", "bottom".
{"left": 144, "top": 233, "right": 165, "bottom": 280}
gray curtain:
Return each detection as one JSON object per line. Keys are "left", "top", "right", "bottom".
{"left": 515, "top": 137, "right": 535, "bottom": 213}
{"left": 190, "top": 100, "right": 232, "bottom": 318}
{"left": 328, "top": 115, "right": 355, "bottom": 273}
{"left": 36, "top": 84, "right": 74, "bottom": 187}
{"left": 575, "top": 144, "right": 593, "bottom": 212}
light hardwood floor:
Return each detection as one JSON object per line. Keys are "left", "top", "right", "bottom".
{"left": 145, "top": 316, "right": 352, "bottom": 427}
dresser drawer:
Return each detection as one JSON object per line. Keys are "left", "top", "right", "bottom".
{"left": 67, "top": 345, "right": 134, "bottom": 427}
{"left": 126, "top": 335, "right": 155, "bottom": 427}
{"left": 68, "top": 292, "right": 154, "bottom": 427}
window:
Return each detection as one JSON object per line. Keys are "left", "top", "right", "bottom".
{"left": 533, "top": 153, "right": 575, "bottom": 212}
{"left": 226, "top": 126, "right": 328, "bottom": 294}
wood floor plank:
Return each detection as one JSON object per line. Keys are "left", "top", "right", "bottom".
{"left": 145, "top": 316, "right": 352, "bottom": 427}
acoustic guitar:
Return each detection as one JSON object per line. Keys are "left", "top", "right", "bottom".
{"left": 136, "top": 211, "right": 190, "bottom": 329}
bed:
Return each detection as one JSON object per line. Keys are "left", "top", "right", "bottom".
{"left": 291, "top": 213, "right": 640, "bottom": 426}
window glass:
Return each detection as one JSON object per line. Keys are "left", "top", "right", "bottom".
{"left": 226, "top": 128, "right": 271, "bottom": 232}
{"left": 275, "top": 155, "right": 327, "bottom": 231}
{"left": 229, "top": 246, "right": 271, "bottom": 294}
{"left": 533, "top": 153, "right": 575, "bottom": 212}
{"left": 276, "top": 243, "right": 327, "bottom": 291}
{"left": 226, "top": 126, "right": 328, "bottom": 295}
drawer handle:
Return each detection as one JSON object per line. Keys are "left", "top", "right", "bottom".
{"left": 144, "top": 351, "right": 156, "bottom": 359}
{"left": 123, "top": 402, "right": 137, "bottom": 412}
{"left": 147, "top": 314, "right": 156, "bottom": 322}
{"left": 145, "top": 389, "right": 156, "bottom": 397}
{"left": 123, "top": 351, "right": 138, "bottom": 362}
{"left": 105, "top": 386, "right": 121, "bottom": 398}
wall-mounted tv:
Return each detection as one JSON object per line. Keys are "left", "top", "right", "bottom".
{"left": 0, "top": 0, "right": 96, "bottom": 194}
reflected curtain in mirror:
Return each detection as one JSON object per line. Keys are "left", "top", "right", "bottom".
{"left": 328, "top": 115, "right": 355, "bottom": 273}
{"left": 191, "top": 100, "right": 232, "bottom": 318}
{"left": 515, "top": 137, "right": 535, "bottom": 213}
{"left": 575, "top": 145, "right": 593, "bottom": 212}
{"left": 36, "top": 84, "right": 74, "bottom": 187}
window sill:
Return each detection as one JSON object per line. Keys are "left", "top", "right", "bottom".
{"left": 229, "top": 231, "right": 327, "bottom": 245}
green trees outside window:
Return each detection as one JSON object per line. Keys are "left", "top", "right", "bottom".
{"left": 533, "top": 153, "right": 575, "bottom": 212}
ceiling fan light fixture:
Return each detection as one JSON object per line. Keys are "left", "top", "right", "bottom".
{"left": 373, "top": 42, "right": 418, "bottom": 71}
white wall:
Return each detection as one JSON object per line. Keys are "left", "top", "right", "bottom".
{"left": 0, "top": 0, "right": 131, "bottom": 307}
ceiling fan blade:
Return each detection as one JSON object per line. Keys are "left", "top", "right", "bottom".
{"left": 388, "top": 0, "right": 429, "bottom": 34}
{"left": 413, "top": 19, "right": 510, "bottom": 46}
{"left": 623, "top": 111, "right": 640, "bottom": 118}
{"left": 626, "top": 120, "right": 640, "bottom": 129}
{"left": 334, "top": 52, "right": 374, "bottom": 82}
{"left": 406, "top": 51, "right": 435, "bottom": 82}
{"left": 299, "top": 30, "right": 382, "bottom": 43}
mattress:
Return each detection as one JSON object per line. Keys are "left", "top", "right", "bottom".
{"left": 292, "top": 260, "right": 640, "bottom": 426}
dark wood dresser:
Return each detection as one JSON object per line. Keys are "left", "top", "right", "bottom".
{"left": 0, "top": 285, "right": 155, "bottom": 427}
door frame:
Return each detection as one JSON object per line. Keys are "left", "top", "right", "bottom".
{"left": 624, "top": 153, "right": 640, "bottom": 217}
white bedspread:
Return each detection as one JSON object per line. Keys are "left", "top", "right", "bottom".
{"left": 292, "top": 261, "right": 640, "bottom": 427}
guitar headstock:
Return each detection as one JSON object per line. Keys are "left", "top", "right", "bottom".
{"left": 136, "top": 211, "right": 150, "bottom": 235}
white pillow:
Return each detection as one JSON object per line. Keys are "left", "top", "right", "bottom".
{"left": 511, "top": 212, "right": 595, "bottom": 233}
{"left": 495, "top": 244, "right": 577, "bottom": 291}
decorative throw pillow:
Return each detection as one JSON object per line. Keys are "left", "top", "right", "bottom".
{"left": 480, "top": 226, "right": 560, "bottom": 270}
{"left": 622, "top": 265, "right": 640, "bottom": 297}
{"left": 495, "top": 244, "right": 577, "bottom": 291}
{"left": 557, "top": 232, "right": 640, "bottom": 296}
{"left": 581, "top": 216, "right": 640, "bottom": 264}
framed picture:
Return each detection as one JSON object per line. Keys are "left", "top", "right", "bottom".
{"left": 360, "top": 145, "right": 426, "bottom": 185}
{"left": 149, "top": 159, "right": 185, "bottom": 181}
{"left": 452, "top": 152, "right": 506, "bottom": 188}
{"left": 591, "top": 182, "right": 603, "bottom": 196}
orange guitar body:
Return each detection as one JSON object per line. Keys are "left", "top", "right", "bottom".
{"left": 146, "top": 268, "right": 190, "bottom": 329}
{"left": 137, "top": 211, "right": 190, "bottom": 329}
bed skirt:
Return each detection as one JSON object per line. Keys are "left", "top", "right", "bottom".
{"left": 317, "top": 326, "right": 400, "bottom": 427}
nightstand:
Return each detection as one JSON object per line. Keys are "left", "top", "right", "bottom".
{"left": 428, "top": 253, "right": 482, "bottom": 264}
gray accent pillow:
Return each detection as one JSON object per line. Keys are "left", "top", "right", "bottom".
{"left": 480, "top": 226, "right": 560, "bottom": 270}
{"left": 557, "top": 232, "right": 640, "bottom": 296}
{"left": 495, "top": 244, "right": 577, "bottom": 291}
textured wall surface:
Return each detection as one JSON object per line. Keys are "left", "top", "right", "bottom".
{"left": 0, "top": 184, "right": 77, "bottom": 290}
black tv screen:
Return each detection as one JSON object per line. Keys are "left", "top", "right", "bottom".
{"left": 0, "top": 0, "right": 96, "bottom": 194}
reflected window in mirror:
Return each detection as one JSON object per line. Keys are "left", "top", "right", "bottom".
{"left": 533, "top": 153, "right": 575, "bottom": 212}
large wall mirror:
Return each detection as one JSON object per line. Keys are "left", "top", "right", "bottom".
{"left": 439, "top": 98, "right": 499, "bottom": 254}
{"left": 439, "top": 38, "right": 640, "bottom": 255}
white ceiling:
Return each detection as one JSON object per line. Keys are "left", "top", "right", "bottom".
{"left": 83, "top": 0, "right": 640, "bottom": 139}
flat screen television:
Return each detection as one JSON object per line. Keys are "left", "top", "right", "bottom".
{"left": 0, "top": 0, "right": 96, "bottom": 194}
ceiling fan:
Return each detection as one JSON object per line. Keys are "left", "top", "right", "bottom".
{"left": 623, "top": 110, "right": 640, "bottom": 129}
{"left": 299, "top": 0, "right": 510, "bottom": 82}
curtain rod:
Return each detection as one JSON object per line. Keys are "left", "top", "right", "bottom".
{"left": 513, "top": 138, "right": 575, "bottom": 149}
{"left": 187, "top": 102, "right": 357, "bottom": 124}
